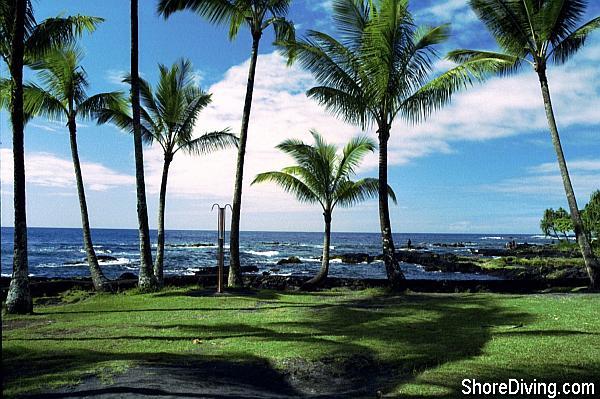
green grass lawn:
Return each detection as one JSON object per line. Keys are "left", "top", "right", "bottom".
{"left": 3, "top": 287, "right": 600, "bottom": 397}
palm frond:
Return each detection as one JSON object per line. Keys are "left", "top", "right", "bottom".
{"left": 267, "top": 0, "right": 292, "bottom": 17}
{"left": 24, "top": 15, "right": 103, "bottom": 63}
{"left": 334, "top": 178, "right": 396, "bottom": 208}
{"left": 77, "top": 92, "right": 126, "bottom": 121}
{"left": 398, "top": 53, "right": 519, "bottom": 123}
{"left": 539, "top": 0, "right": 587, "bottom": 46}
{"left": 550, "top": 16, "right": 600, "bottom": 64}
{"left": 95, "top": 103, "right": 157, "bottom": 145}
{"left": 334, "top": 135, "right": 376, "bottom": 183}
{"left": 468, "top": 0, "right": 536, "bottom": 57}
{"left": 280, "top": 165, "right": 325, "bottom": 198}
{"left": 286, "top": 32, "right": 364, "bottom": 96}
{"left": 331, "top": 0, "right": 370, "bottom": 49}
{"left": 176, "top": 89, "right": 212, "bottom": 143}
{"left": 307, "top": 86, "right": 368, "bottom": 127}
{"left": 176, "top": 129, "right": 238, "bottom": 155}
{"left": 0, "top": 77, "right": 11, "bottom": 111}
{"left": 267, "top": 17, "right": 295, "bottom": 51}
{"left": 157, "top": 0, "right": 236, "bottom": 26}
{"left": 22, "top": 83, "right": 67, "bottom": 120}
{"left": 252, "top": 171, "right": 321, "bottom": 205}
{"left": 29, "top": 46, "right": 90, "bottom": 107}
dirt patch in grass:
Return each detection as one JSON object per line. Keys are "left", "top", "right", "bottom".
{"left": 2, "top": 318, "right": 52, "bottom": 331}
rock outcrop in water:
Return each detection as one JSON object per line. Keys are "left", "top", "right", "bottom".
{"left": 333, "top": 253, "right": 374, "bottom": 264}
{"left": 277, "top": 256, "right": 302, "bottom": 265}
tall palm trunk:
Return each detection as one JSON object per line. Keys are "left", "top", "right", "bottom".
{"left": 154, "top": 155, "right": 172, "bottom": 286}
{"left": 68, "top": 118, "right": 110, "bottom": 291}
{"left": 378, "top": 126, "right": 405, "bottom": 289}
{"left": 537, "top": 66, "right": 599, "bottom": 289}
{"left": 303, "top": 210, "right": 332, "bottom": 289}
{"left": 131, "top": 0, "right": 157, "bottom": 291}
{"left": 229, "top": 31, "right": 262, "bottom": 288}
{"left": 6, "top": 0, "right": 32, "bottom": 314}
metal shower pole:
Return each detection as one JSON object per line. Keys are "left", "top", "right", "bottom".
{"left": 212, "top": 204, "right": 231, "bottom": 293}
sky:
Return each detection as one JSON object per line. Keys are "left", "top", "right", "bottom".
{"left": 1, "top": 0, "right": 599, "bottom": 234}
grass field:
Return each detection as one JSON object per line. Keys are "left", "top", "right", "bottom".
{"left": 3, "top": 287, "right": 600, "bottom": 398}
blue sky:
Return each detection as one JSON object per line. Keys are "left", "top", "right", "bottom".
{"left": 1, "top": 0, "right": 599, "bottom": 233}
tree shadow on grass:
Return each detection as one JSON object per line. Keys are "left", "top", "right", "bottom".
{"left": 4, "top": 292, "right": 599, "bottom": 398}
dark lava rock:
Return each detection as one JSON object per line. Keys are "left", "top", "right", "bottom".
{"left": 119, "top": 272, "right": 138, "bottom": 280}
{"left": 167, "top": 242, "right": 214, "bottom": 248}
{"left": 336, "top": 253, "right": 374, "bottom": 264}
{"left": 433, "top": 242, "right": 466, "bottom": 248}
{"left": 97, "top": 255, "right": 119, "bottom": 262}
{"left": 195, "top": 265, "right": 259, "bottom": 275}
{"left": 277, "top": 256, "right": 302, "bottom": 265}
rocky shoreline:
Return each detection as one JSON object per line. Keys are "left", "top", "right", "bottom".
{"left": 1, "top": 244, "right": 593, "bottom": 300}
{"left": 0, "top": 274, "right": 589, "bottom": 301}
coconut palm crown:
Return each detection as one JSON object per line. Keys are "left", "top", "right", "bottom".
{"left": 253, "top": 130, "right": 396, "bottom": 287}
{"left": 97, "top": 59, "right": 238, "bottom": 285}
{"left": 158, "top": 0, "right": 296, "bottom": 288}
{"left": 281, "top": 0, "right": 480, "bottom": 288}
{"left": 0, "top": 1, "right": 103, "bottom": 66}
{"left": 447, "top": 0, "right": 600, "bottom": 288}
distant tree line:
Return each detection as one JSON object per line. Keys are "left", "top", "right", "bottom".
{"left": 541, "top": 190, "right": 600, "bottom": 242}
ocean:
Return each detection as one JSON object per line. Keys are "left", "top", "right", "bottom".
{"left": 0, "top": 228, "right": 554, "bottom": 280}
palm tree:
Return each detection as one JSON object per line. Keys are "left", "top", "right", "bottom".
{"left": 253, "top": 131, "right": 395, "bottom": 288}
{"left": 282, "top": 0, "right": 476, "bottom": 288}
{"left": 97, "top": 59, "right": 238, "bottom": 286}
{"left": 1, "top": 0, "right": 103, "bottom": 313}
{"left": 22, "top": 46, "right": 125, "bottom": 292}
{"left": 158, "top": 0, "right": 296, "bottom": 288}
{"left": 448, "top": 0, "right": 600, "bottom": 288}
{"left": 131, "top": 0, "right": 158, "bottom": 291}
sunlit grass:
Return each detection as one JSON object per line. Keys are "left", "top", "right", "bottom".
{"left": 3, "top": 287, "right": 599, "bottom": 397}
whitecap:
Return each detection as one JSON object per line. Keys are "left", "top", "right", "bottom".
{"left": 299, "top": 257, "right": 321, "bottom": 263}
{"left": 245, "top": 250, "right": 279, "bottom": 257}
{"left": 99, "top": 257, "right": 131, "bottom": 266}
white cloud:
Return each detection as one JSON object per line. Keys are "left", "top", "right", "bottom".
{"left": 105, "top": 69, "right": 128, "bottom": 87}
{"left": 0, "top": 148, "right": 134, "bottom": 191}
{"left": 139, "top": 42, "right": 600, "bottom": 222}
{"left": 529, "top": 159, "right": 600, "bottom": 174}
{"left": 142, "top": 52, "right": 367, "bottom": 218}
{"left": 29, "top": 122, "right": 59, "bottom": 133}
{"left": 414, "top": 0, "right": 477, "bottom": 30}
{"left": 486, "top": 158, "right": 600, "bottom": 199}
{"left": 307, "top": 0, "right": 332, "bottom": 12}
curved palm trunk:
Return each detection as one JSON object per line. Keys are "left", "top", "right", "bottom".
{"left": 378, "top": 127, "right": 405, "bottom": 289}
{"left": 131, "top": 0, "right": 158, "bottom": 291}
{"left": 154, "top": 156, "right": 171, "bottom": 286}
{"left": 229, "top": 32, "right": 262, "bottom": 288}
{"left": 68, "top": 119, "right": 110, "bottom": 291}
{"left": 6, "top": 0, "right": 32, "bottom": 314}
{"left": 537, "top": 68, "right": 599, "bottom": 289}
{"left": 303, "top": 211, "right": 332, "bottom": 289}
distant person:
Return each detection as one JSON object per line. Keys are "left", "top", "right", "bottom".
{"left": 407, "top": 239, "right": 412, "bottom": 249}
